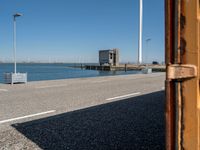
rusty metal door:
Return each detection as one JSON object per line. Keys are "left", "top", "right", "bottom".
{"left": 165, "top": 0, "right": 200, "bottom": 149}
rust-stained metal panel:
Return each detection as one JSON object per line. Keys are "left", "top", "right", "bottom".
{"left": 166, "top": 0, "right": 200, "bottom": 149}
{"left": 180, "top": 0, "right": 199, "bottom": 149}
{"left": 165, "top": 0, "right": 176, "bottom": 149}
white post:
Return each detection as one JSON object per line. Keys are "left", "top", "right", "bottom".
{"left": 13, "top": 17, "right": 17, "bottom": 74}
{"left": 138, "top": 0, "right": 143, "bottom": 64}
{"left": 13, "top": 13, "right": 22, "bottom": 74}
{"left": 146, "top": 38, "right": 151, "bottom": 64}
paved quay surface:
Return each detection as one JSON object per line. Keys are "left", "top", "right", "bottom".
{"left": 0, "top": 73, "right": 165, "bottom": 149}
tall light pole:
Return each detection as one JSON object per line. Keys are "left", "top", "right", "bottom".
{"left": 146, "top": 38, "right": 151, "bottom": 64}
{"left": 138, "top": 0, "right": 143, "bottom": 64}
{"left": 13, "top": 13, "right": 23, "bottom": 74}
{"left": 4, "top": 13, "right": 27, "bottom": 84}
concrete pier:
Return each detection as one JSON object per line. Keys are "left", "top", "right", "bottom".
{"left": 84, "top": 64, "right": 166, "bottom": 72}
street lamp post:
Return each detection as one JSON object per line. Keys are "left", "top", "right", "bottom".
{"left": 4, "top": 13, "right": 27, "bottom": 84}
{"left": 13, "top": 13, "right": 23, "bottom": 74}
{"left": 141, "top": 38, "right": 152, "bottom": 74}
{"left": 145, "top": 38, "right": 151, "bottom": 64}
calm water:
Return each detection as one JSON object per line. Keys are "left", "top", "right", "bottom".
{"left": 0, "top": 63, "right": 141, "bottom": 83}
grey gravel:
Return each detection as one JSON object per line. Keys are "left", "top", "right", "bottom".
{"left": 0, "top": 91, "right": 165, "bottom": 150}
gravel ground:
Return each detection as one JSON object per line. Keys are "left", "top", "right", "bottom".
{"left": 0, "top": 91, "right": 165, "bottom": 150}
{"left": 0, "top": 73, "right": 164, "bottom": 122}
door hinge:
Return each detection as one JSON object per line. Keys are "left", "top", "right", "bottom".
{"left": 167, "top": 64, "right": 197, "bottom": 80}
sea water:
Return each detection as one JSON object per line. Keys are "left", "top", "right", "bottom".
{"left": 0, "top": 63, "right": 141, "bottom": 83}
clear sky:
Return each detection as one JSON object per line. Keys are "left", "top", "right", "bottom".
{"left": 0, "top": 0, "right": 164, "bottom": 63}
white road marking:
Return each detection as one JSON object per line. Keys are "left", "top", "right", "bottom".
{"left": 106, "top": 92, "right": 141, "bottom": 101}
{"left": 0, "top": 89, "right": 8, "bottom": 92}
{"left": 36, "top": 84, "right": 67, "bottom": 89}
{"left": 0, "top": 110, "right": 56, "bottom": 124}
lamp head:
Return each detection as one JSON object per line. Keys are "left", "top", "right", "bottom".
{"left": 146, "top": 38, "right": 151, "bottom": 42}
{"left": 14, "top": 13, "right": 23, "bottom": 18}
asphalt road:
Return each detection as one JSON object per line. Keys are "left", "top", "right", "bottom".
{"left": 0, "top": 73, "right": 165, "bottom": 149}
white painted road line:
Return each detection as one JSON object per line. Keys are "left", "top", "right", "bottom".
{"left": 106, "top": 92, "right": 141, "bottom": 101}
{"left": 0, "top": 110, "right": 56, "bottom": 124}
{"left": 35, "top": 84, "right": 67, "bottom": 89}
{"left": 0, "top": 89, "right": 8, "bottom": 92}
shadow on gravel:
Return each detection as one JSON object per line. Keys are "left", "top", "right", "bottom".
{"left": 12, "top": 91, "right": 165, "bottom": 150}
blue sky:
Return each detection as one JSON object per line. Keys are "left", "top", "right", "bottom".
{"left": 0, "top": 0, "right": 164, "bottom": 63}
